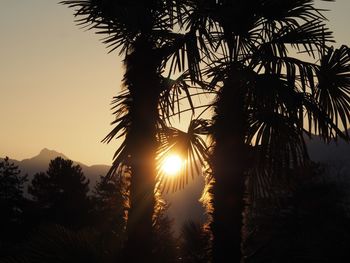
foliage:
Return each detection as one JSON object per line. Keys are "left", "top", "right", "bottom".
{"left": 60, "top": 1, "right": 208, "bottom": 262}
{"left": 28, "top": 157, "right": 90, "bottom": 230}
{"left": 92, "top": 175, "right": 128, "bottom": 228}
{"left": 244, "top": 162, "right": 350, "bottom": 263}
{"left": 185, "top": 0, "right": 350, "bottom": 261}
{"left": 0, "top": 159, "right": 131, "bottom": 263}
{"left": 0, "top": 157, "right": 27, "bottom": 255}
{"left": 90, "top": 174, "right": 129, "bottom": 256}
{"left": 57, "top": 1, "right": 350, "bottom": 263}
{"left": 153, "top": 194, "right": 179, "bottom": 263}
{"left": 178, "top": 221, "right": 211, "bottom": 263}
{"left": 0, "top": 157, "right": 27, "bottom": 222}
{"left": 0, "top": 225, "right": 105, "bottom": 263}
{"left": 157, "top": 119, "right": 211, "bottom": 193}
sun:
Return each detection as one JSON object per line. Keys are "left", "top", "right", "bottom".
{"left": 161, "top": 154, "right": 183, "bottom": 176}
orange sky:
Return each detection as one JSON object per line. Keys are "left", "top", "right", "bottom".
{"left": 1, "top": 0, "right": 349, "bottom": 165}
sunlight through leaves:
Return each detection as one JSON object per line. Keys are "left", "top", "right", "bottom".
{"left": 161, "top": 154, "right": 184, "bottom": 177}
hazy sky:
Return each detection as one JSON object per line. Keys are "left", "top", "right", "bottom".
{"left": 1, "top": 0, "right": 349, "bottom": 165}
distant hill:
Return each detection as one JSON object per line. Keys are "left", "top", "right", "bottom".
{"left": 2, "top": 148, "right": 110, "bottom": 189}
{"left": 2, "top": 138, "right": 349, "bottom": 233}
{"left": 306, "top": 132, "right": 350, "bottom": 176}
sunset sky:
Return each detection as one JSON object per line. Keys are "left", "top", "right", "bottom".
{"left": 1, "top": 0, "right": 350, "bottom": 166}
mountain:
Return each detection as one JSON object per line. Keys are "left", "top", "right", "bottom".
{"left": 2, "top": 138, "right": 349, "bottom": 233}
{"left": 306, "top": 133, "right": 350, "bottom": 176}
{"left": 18, "top": 148, "right": 69, "bottom": 177}
{"left": 3, "top": 148, "right": 110, "bottom": 189}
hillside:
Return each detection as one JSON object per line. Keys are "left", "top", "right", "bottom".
{"left": 3, "top": 148, "right": 110, "bottom": 188}
{"left": 306, "top": 133, "right": 350, "bottom": 176}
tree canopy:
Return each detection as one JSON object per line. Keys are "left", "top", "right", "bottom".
{"left": 28, "top": 157, "right": 90, "bottom": 230}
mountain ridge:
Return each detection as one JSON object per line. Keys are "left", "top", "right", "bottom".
{"left": 2, "top": 140, "right": 349, "bottom": 233}
{"left": 2, "top": 148, "right": 110, "bottom": 188}
{"left": 3, "top": 134, "right": 350, "bottom": 182}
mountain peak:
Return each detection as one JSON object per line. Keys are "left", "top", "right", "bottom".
{"left": 10, "top": 149, "right": 110, "bottom": 190}
{"left": 39, "top": 147, "right": 55, "bottom": 155}
{"left": 36, "top": 148, "right": 67, "bottom": 160}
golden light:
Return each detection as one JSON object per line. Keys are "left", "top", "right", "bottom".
{"left": 161, "top": 154, "right": 184, "bottom": 177}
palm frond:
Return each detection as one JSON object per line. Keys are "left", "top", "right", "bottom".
{"left": 159, "top": 73, "right": 214, "bottom": 121}
{"left": 259, "top": 0, "right": 327, "bottom": 25}
{"left": 273, "top": 19, "right": 333, "bottom": 57}
{"left": 159, "top": 72, "right": 194, "bottom": 120}
{"left": 162, "top": 30, "right": 204, "bottom": 82}
{"left": 301, "top": 93, "right": 346, "bottom": 141}
{"left": 316, "top": 45, "right": 350, "bottom": 136}
{"left": 247, "top": 110, "right": 308, "bottom": 173}
{"left": 156, "top": 119, "right": 211, "bottom": 193}
{"left": 61, "top": 0, "right": 185, "bottom": 54}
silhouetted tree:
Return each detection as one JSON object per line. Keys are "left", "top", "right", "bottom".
{"left": 60, "top": 1, "right": 350, "bottom": 263}
{"left": 184, "top": 1, "right": 350, "bottom": 262}
{"left": 28, "top": 157, "right": 90, "bottom": 230}
{"left": 0, "top": 157, "right": 27, "bottom": 254}
{"left": 61, "top": 1, "right": 203, "bottom": 261}
{"left": 152, "top": 195, "right": 178, "bottom": 263}
{"left": 179, "top": 221, "right": 211, "bottom": 263}
{"left": 90, "top": 175, "right": 128, "bottom": 257}
{"left": 0, "top": 157, "right": 27, "bottom": 222}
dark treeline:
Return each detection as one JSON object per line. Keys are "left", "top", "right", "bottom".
{"left": 1, "top": 156, "right": 216, "bottom": 263}
{"left": 0, "top": 156, "right": 124, "bottom": 260}
{"left": 1, "top": 156, "right": 350, "bottom": 262}
{"left": 0, "top": 156, "right": 177, "bottom": 262}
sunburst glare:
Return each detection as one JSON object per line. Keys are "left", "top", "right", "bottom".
{"left": 161, "top": 154, "right": 184, "bottom": 176}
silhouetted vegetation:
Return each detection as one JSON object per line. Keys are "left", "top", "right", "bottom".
{"left": 198, "top": 1, "right": 350, "bottom": 261}
{"left": 244, "top": 162, "right": 350, "bottom": 263}
{"left": 178, "top": 221, "right": 211, "bottom": 263}
{"left": 89, "top": 174, "right": 128, "bottom": 254}
{"left": 61, "top": 0, "right": 350, "bottom": 262}
{"left": 28, "top": 157, "right": 91, "bottom": 230}
{"left": 152, "top": 197, "right": 179, "bottom": 263}
{"left": 60, "top": 0, "right": 190, "bottom": 260}
{"left": 0, "top": 157, "right": 102, "bottom": 260}
{"left": 2, "top": 0, "right": 350, "bottom": 262}
{"left": 1, "top": 225, "right": 103, "bottom": 263}
{"left": 0, "top": 157, "right": 27, "bottom": 256}
{"left": 0, "top": 156, "right": 180, "bottom": 263}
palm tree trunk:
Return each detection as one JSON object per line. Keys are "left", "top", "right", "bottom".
{"left": 211, "top": 72, "right": 247, "bottom": 263}
{"left": 122, "top": 39, "right": 160, "bottom": 263}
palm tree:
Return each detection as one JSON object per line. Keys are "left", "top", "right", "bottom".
{"left": 61, "top": 1, "right": 205, "bottom": 261}
{"left": 187, "top": 1, "right": 350, "bottom": 262}
{"left": 61, "top": 2, "right": 350, "bottom": 263}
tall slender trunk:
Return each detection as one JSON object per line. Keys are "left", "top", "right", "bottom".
{"left": 211, "top": 71, "right": 247, "bottom": 263}
{"left": 122, "top": 40, "right": 160, "bottom": 263}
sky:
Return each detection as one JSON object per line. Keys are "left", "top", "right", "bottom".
{"left": 1, "top": 0, "right": 350, "bottom": 166}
